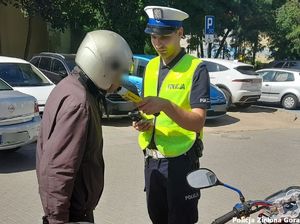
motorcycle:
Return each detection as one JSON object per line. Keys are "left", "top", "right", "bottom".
{"left": 186, "top": 168, "right": 300, "bottom": 224}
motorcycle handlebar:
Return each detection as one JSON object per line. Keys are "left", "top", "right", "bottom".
{"left": 211, "top": 209, "right": 239, "bottom": 224}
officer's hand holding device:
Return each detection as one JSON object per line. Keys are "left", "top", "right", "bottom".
{"left": 137, "top": 96, "right": 168, "bottom": 116}
{"left": 118, "top": 87, "right": 160, "bottom": 116}
{"left": 129, "top": 111, "right": 154, "bottom": 132}
{"left": 128, "top": 110, "right": 143, "bottom": 122}
{"left": 117, "top": 87, "right": 155, "bottom": 132}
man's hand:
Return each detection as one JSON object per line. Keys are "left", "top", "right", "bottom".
{"left": 133, "top": 120, "right": 153, "bottom": 132}
{"left": 137, "top": 96, "right": 169, "bottom": 115}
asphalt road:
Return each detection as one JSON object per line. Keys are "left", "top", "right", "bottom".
{"left": 0, "top": 109, "right": 300, "bottom": 224}
{"left": 255, "top": 102, "right": 300, "bottom": 114}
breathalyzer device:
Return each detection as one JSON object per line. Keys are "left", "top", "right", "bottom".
{"left": 118, "top": 87, "right": 160, "bottom": 119}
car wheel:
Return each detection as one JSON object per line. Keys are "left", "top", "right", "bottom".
{"left": 282, "top": 94, "right": 298, "bottom": 110}
{"left": 220, "top": 88, "right": 232, "bottom": 109}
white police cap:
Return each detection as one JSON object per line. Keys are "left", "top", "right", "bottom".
{"left": 144, "top": 6, "right": 189, "bottom": 35}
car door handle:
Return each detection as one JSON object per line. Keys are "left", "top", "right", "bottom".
{"left": 264, "top": 84, "right": 269, "bottom": 86}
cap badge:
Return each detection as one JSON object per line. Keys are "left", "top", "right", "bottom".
{"left": 153, "top": 8, "right": 163, "bottom": 20}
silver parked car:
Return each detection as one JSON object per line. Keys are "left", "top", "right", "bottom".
{"left": 0, "top": 78, "right": 41, "bottom": 151}
{"left": 256, "top": 68, "right": 300, "bottom": 109}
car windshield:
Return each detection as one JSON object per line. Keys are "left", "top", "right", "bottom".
{"left": 0, "top": 63, "right": 51, "bottom": 87}
{"left": 0, "top": 78, "right": 13, "bottom": 91}
{"left": 235, "top": 66, "right": 258, "bottom": 75}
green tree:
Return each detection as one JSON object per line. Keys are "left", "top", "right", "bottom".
{"left": 231, "top": 0, "right": 273, "bottom": 64}
{"left": 92, "top": 0, "right": 147, "bottom": 53}
{"left": 269, "top": 0, "right": 300, "bottom": 59}
{"left": 168, "top": 0, "right": 241, "bottom": 58}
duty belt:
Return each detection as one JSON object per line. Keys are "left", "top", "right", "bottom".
{"left": 145, "top": 148, "right": 166, "bottom": 159}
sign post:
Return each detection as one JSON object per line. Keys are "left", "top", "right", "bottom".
{"left": 205, "top": 15, "right": 215, "bottom": 57}
{"left": 205, "top": 15, "right": 215, "bottom": 43}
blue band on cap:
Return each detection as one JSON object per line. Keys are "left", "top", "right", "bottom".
{"left": 147, "top": 18, "right": 182, "bottom": 28}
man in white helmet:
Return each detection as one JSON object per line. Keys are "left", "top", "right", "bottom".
{"left": 36, "top": 30, "right": 132, "bottom": 224}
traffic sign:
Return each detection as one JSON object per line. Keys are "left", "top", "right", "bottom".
{"left": 205, "top": 34, "right": 214, "bottom": 43}
{"left": 205, "top": 15, "right": 215, "bottom": 35}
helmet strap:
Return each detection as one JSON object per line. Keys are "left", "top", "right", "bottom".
{"left": 77, "top": 68, "right": 108, "bottom": 118}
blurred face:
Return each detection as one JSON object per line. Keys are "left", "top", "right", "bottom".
{"left": 107, "top": 83, "right": 120, "bottom": 93}
{"left": 106, "top": 59, "right": 133, "bottom": 93}
{"left": 106, "top": 72, "right": 124, "bottom": 93}
{"left": 151, "top": 27, "right": 183, "bottom": 59}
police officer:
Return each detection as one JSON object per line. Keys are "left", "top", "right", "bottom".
{"left": 133, "top": 6, "right": 211, "bottom": 224}
{"left": 36, "top": 30, "right": 132, "bottom": 224}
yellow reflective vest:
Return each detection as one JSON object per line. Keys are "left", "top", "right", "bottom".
{"left": 138, "top": 54, "right": 204, "bottom": 157}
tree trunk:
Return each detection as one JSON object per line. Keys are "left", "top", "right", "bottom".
{"left": 252, "top": 35, "right": 259, "bottom": 65}
{"left": 214, "top": 29, "right": 231, "bottom": 58}
{"left": 70, "top": 24, "right": 85, "bottom": 53}
{"left": 222, "top": 45, "right": 225, "bottom": 59}
{"left": 234, "top": 46, "right": 238, "bottom": 59}
{"left": 199, "top": 35, "right": 204, "bottom": 58}
{"left": 208, "top": 43, "right": 212, "bottom": 58}
{"left": 0, "top": 34, "right": 2, "bottom": 55}
{"left": 196, "top": 35, "right": 200, "bottom": 57}
{"left": 24, "top": 16, "right": 32, "bottom": 60}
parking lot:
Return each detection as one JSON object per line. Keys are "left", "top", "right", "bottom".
{"left": 0, "top": 106, "right": 300, "bottom": 224}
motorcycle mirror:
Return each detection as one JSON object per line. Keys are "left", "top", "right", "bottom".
{"left": 187, "top": 168, "right": 246, "bottom": 203}
{"left": 186, "top": 168, "right": 218, "bottom": 189}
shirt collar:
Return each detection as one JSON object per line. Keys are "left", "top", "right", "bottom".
{"left": 160, "top": 48, "right": 186, "bottom": 69}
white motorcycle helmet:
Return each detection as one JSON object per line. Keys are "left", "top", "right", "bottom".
{"left": 75, "top": 30, "right": 133, "bottom": 90}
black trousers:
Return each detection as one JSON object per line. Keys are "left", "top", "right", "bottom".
{"left": 144, "top": 148, "right": 201, "bottom": 224}
{"left": 42, "top": 210, "right": 94, "bottom": 223}
{"left": 69, "top": 209, "right": 94, "bottom": 223}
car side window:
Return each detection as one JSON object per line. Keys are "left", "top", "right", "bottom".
{"left": 203, "top": 61, "right": 228, "bottom": 72}
{"left": 282, "top": 62, "right": 290, "bottom": 68}
{"left": 30, "top": 57, "right": 40, "bottom": 67}
{"left": 273, "top": 72, "right": 294, "bottom": 82}
{"left": 136, "top": 60, "right": 148, "bottom": 77}
{"left": 217, "top": 64, "right": 228, "bottom": 71}
{"left": 0, "top": 78, "right": 13, "bottom": 90}
{"left": 202, "top": 62, "right": 216, "bottom": 72}
{"left": 52, "top": 59, "right": 68, "bottom": 77}
{"left": 39, "top": 57, "right": 52, "bottom": 71}
{"left": 288, "top": 61, "right": 300, "bottom": 69}
{"left": 273, "top": 62, "right": 285, "bottom": 68}
{"left": 260, "top": 71, "right": 276, "bottom": 82}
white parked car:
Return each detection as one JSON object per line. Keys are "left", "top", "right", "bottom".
{"left": 256, "top": 68, "right": 300, "bottom": 109}
{"left": 0, "top": 56, "right": 55, "bottom": 112}
{"left": 0, "top": 78, "right": 41, "bottom": 151}
{"left": 201, "top": 58, "right": 262, "bottom": 108}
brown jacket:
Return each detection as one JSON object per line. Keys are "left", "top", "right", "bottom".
{"left": 36, "top": 72, "right": 104, "bottom": 223}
